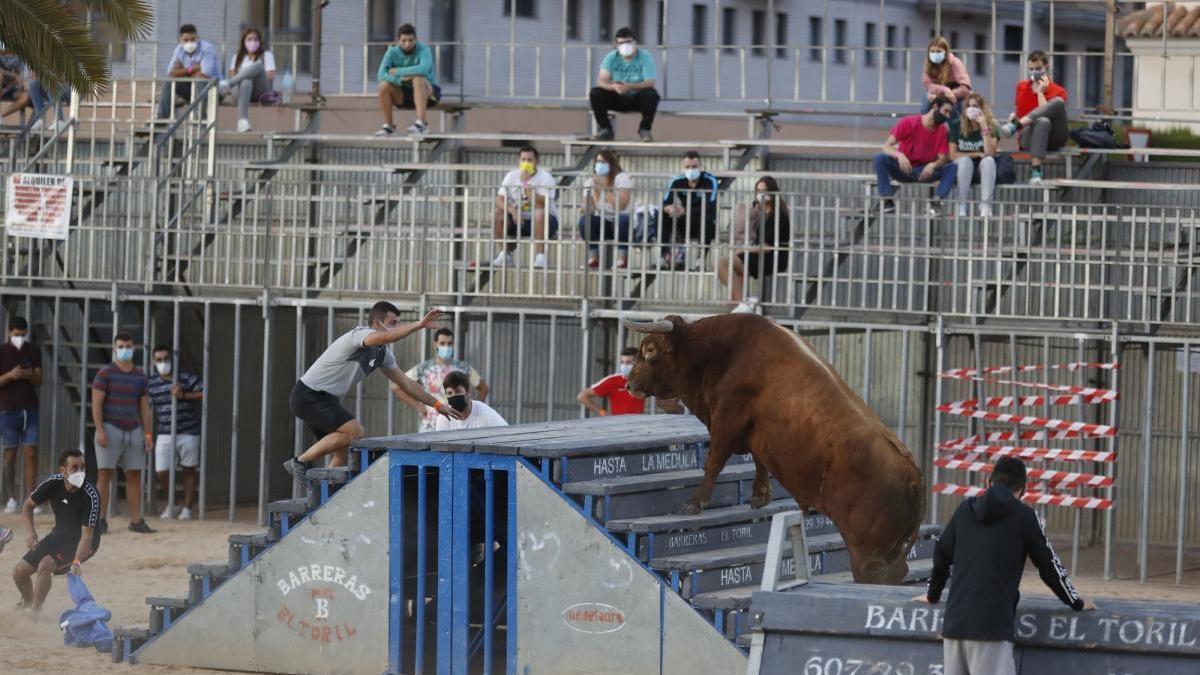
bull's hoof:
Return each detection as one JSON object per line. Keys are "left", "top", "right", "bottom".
{"left": 679, "top": 500, "right": 706, "bottom": 516}
{"left": 749, "top": 487, "right": 773, "bottom": 509}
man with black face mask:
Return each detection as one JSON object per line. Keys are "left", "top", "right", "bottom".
{"left": 432, "top": 371, "right": 507, "bottom": 432}
{"left": 874, "top": 95, "right": 958, "bottom": 217}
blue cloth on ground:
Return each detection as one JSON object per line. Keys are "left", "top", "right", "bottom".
{"left": 59, "top": 574, "right": 114, "bottom": 653}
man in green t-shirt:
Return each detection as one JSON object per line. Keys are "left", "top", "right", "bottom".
{"left": 375, "top": 24, "right": 441, "bottom": 137}
{"left": 588, "top": 27, "right": 660, "bottom": 142}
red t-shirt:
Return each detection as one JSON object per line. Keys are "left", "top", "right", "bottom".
{"left": 890, "top": 115, "right": 949, "bottom": 166}
{"left": 591, "top": 374, "right": 645, "bottom": 416}
{"left": 1014, "top": 79, "right": 1068, "bottom": 119}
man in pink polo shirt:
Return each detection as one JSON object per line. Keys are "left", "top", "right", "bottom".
{"left": 873, "top": 95, "right": 957, "bottom": 216}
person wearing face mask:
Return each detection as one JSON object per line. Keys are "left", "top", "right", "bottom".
{"left": 950, "top": 94, "right": 1002, "bottom": 218}
{"left": 432, "top": 371, "right": 508, "bottom": 432}
{"left": 588, "top": 27, "right": 660, "bottom": 142}
{"left": 482, "top": 146, "right": 559, "bottom": 269}
{"left": 12, "top": 449, "right": 101, "bottom": 615}
{"left": 1003, "top": 50, "right": 1069, "bottom": 184}
{"left": 374, "top": 23, "right": 440, "bottom": 136}
{"left": 658, "top": 150, "right": 720, "bottom": 270}
{"left": 146, "top": 346, "right": 204, "bottom": 521}
{"left": 218, "top": 27, "right": 276, "bottom": 133}
{"left": 579, "top": 149, "right": 636, "bottom": 269}
{"left": 157, "top": 24, "right": 221, "bottom": 121}
{"left": 287, "top": 303, "right": 464, "bottom": 482}
{"left": 874, "top": 96, "right": 958, "bottom": 217}
{"left": 718, "top": 176, "right": 791, "bottom": 314}
{"left": 92, "top": 334, "right": 155, "bottom": 535}
{"left": 0, "top": 317, "right": 43, "bottom": 515}
{"left": 395, "top": 327, "right": 489, "bottom": 433}
{"left": 577, "top": 348, "right": 648, "bottom": 417}
{"left": 922, "top": 36, "right": 972, "bottom": 117}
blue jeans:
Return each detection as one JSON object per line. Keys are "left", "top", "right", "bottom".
{"left": 873, "top": 153, "right": 957, "bottom": 199}
{"left": 0, "top": 408, "right": 39, "bottom": 448}
{"left": 578, "top": 213, "right": 633, "bottom": 254}
{"left": 29, "top": 80, "right": 68, "bottom": 121}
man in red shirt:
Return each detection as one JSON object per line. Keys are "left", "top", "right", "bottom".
{"left": 1005, "top": 50, "right": 1069, "bottom": 184}
{"left": 873, "top": 96, "right": 957, "bottom": 216}
{"left": 578, "top": 348, "right": 645, "bottom": 416}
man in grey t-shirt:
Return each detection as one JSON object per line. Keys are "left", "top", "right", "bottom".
{"left": 285, "top": 301, "right": 463, "bottom": 482}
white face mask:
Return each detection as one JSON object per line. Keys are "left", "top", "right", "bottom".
{"left": 684, "top": 168, "right": 701, "bottom": 182}
{"left": 965, "top": 106, "right": 983, "bottom": 121}
{"left": 617, "top": 43, "right": 636, "bottom": 58}
{"left": 10, "top": 335, "right": 25, "bottom": 350}
{"left": 66, "top": 471, "right": 85, "bottom": 488}
{"left": 929, "top": 51, "right": 946, "bottom": 65}
{"left": 182, "top": 40, "right": 199, "bottom": 55}
{"left": 155, "top": 361, "right": 172, "bottom": 376}
{"left": 618, "top": 363, "right": 633, "bottom": 377}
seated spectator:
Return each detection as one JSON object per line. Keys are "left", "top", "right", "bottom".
{"left": 1003, "top": 50, "right": 1068, "bottom": 184}
{"left": 0, "top": 48, "right": 30, "bottom": 123}
{"left": 950, "top": 93, "right": 999, "bottom": 218}
{"left": 589, "top": 27, "right": 659, "bottom": 142}
{"left": 27, "top": 79, "right": 69, "bottom": 132}
{"left": 659, "top": 151, "right": 719, "bottom": 269}
{"left": 579, "top": 149, "right": 634, "bottom": 269}
{"left": 922, "top": 36, "right": 971, "bottom": 116}
{"left": 374, "top": 23, "right": 440, "bottom": 136}
{"left": 874, "top": 96, "right": 957, "bottom": 216}
{"left": 157, "top": 24, "right": 221, "bottom": 121}
{"left": 218, "top": 28, "right": 275, "bottom": 134}
{"left": 433, "top": 371, "right": 507, "bottom": 431}
{"left": 481, "top": 145, "right": 558, "bottom": 269}
{"left": 718, "top": 176, "right": 791, "bottom": 314}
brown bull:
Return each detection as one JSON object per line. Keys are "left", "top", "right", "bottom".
{"left": 624, "top": 313, "right": 926, "bottom": 584}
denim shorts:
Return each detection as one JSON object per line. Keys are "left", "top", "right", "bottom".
{"left": 0, "top": 408, "right": 39, "bottom": 448}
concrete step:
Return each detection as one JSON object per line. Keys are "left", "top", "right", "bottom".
{"left": 605, "top": 499, "right": 799, "bottom": 534}
{"left": 613, "top": 507, "right": 837, "bottom": 561}
{"left": 112, "top": 624, "right": 154, "bottom": 663}
{"left": 227, "top": 532, "right": 272, "bottom": 570}
{"left": 187, "top": 561, "right": 233, "bottom": 603}
{"left": 146, "top": 596, "right": 191, "bottom": 632}
{"left": 564, "top": 463, "right": 759, "bottom": 496}
{"left": 268, "top": 497, "right": 311, "bottom": 535}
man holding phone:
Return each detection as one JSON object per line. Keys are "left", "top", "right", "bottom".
{"left": 1005, "top": 50, "right": 1069, "bottom": 184}
{"left": 0, "top": 316, "right": 42, "bottom": 515}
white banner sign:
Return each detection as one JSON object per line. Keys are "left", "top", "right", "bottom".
{"left": 5, "top": 173, "right": 73, "bottom": 240}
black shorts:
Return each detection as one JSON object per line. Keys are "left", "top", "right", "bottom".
{"left": 739, "top": 250, "right": 788, "bottom": 279}
{"left": 505, "top": 213, "right": 560, "bottom": 239}
{"left": 23, "top": 529, "right": 101, "bottom": 574}
{"left": 290, "top": 380, "right": 354, "bottom": 440}
{"left": 393, "top": 82, "right": 441, "bottom": 109}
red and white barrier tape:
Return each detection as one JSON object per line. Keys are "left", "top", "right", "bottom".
{"left": 954, "top": 392, "right": 1116, "bottom": 408}
{"left": 957, "top": 377, "right": 1116, "bottom": 398}
{"left": 940, "top": 430, "right": 1086, "bottom": 449}
{"left": 936, "top": 405, "right": 1118, "bottom": 438}
{"left": 933, "top": 458, "right": 1113, "bottom": 488}
{"left": 940, "top": 362, "right": 1120, "bottom": 380}
{"left": 932, "top": 483, "right": 1114, "bottom": 510}
{"left": 942, "top": 445, "right": 1115, "bottom": 463}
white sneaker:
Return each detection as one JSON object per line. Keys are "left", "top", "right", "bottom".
{"left": 217, "top": 79, "right": 230, "bottom": 96}
{"left": 979, "top": 203, "right": 992, "bottom": 218}
{"left": 4, "top": 498, "right": 17, "bottom": 514}
{"left": 491, "top": 251, "right": 513, "bottom": 267}
{"left": 160, "top": 507, "right": 174, "bottom": 520}
{"left": 532, "top": 252, "right": 547, "bottom": 269}
{"left": 178, "top": 507, "right": 193, "bottom": 521}
{"left": 32, "top": 505, "right": 44, "bottom": 515}
{"left": 236, "top": 118, "right": 252, "bottom": 133}
{"left": 407, "top": 120, "right": 428, "bottom": 134}
{"left": 732, "top": 298, "right": 759, "bottom": 314}
{"left": 53, "top": 119, "right": 69, "bottom": 133}
{"left": 374, "top": 124, "right": 395, "bottom": 137}
{"left": 29, "top": 119, "right": 43, "bottom": 132}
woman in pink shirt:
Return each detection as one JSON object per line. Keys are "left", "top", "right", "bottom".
{"left": 922, "top": 36, "right": 971, "bottom": 116}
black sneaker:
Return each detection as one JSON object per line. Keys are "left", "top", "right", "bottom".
{"left": 284, "top": 458, "right": 310, "bottom": 483}
{"left": 128, "top": 520, "right": 156, "bottom": 534}
{"left": 589, "top": 127, "right": 614, "bottom": 141}
{"left": 926, "top": 200, "right": 944, "bottom": 218}
{"left": 99, "top": 518, "right": 108, "bottom": 535}
{"left": 877, "top": 198, "right": 896, "bottom": 215}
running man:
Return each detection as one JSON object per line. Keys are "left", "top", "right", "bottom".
{"left": 12, "top": 449, "right": 101, "bottom": 615}
{"left": 285, "top": 302, "right": 463, "bottom": 482}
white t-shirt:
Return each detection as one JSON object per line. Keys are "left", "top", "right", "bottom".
{"left": 584, "top": 172, "right": 634, "bottom": 220}
{"left": 229, "top": 51, "right": 276, "bottom": 73}
{"left": 433, "top": 400, "right": 509, "bottom": 431}
{"left": 498, "top": 168, "right": 558, "bottom": 219}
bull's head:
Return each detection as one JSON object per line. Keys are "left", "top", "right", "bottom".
{"left": 622, "top": 316, "right": 683, "bottom": 400}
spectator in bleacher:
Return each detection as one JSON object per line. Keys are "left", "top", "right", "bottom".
{"left": 659, "top": 151, "right": 719, "bottom": 270}
{"left": 218, "top": 27, "right": 275, "bottom": 134}
{"left": 393, "top": 326, "right": 489, "bottom": 433}
{"left": 0, "top": 47, "right": 31, "bottom": 124}
{"left": 147, "top": 345, "right": 204, "bottom": 521}
{"left": 922, "top": 36, "right": 971, "bottom": 117}
{"left": 1002, "top": 50, "right": 1068, "bottom": 184}
{"left": 718, "top": 176, "right": 791, "bottom": 314}
{"left": 483, "top": 145, "right": 558, "bottom": 269}
{"left": 156, "top": 24, "right": 221, "bottom": 121}
{"left": 874, "top": 96, "right": 957, "bottom": 216}
{"left": 579, "top": 149, "right": 634, "bottom": 269}
{"left": 950, "top": 93, "right": 1001, "bottom": 218}
{"left": 374, "top": 23, "right": 440, "bottom": 136}
{"left": 588, "top": 27, "right": 660, "bottom": 142}
{"left": 433, "top": 371, "right": 507, "bottom": 431}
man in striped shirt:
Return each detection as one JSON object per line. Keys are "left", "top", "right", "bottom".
{"left": 91, "top": 333, "right": 155, "bottom": 534}
{"left": 12, "top": 449, "right": 101, "bottom": 615}
{"left": 147, "top": 345, "right": 204, "bottom": 521}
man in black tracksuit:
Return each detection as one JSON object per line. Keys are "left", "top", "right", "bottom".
{"left": 919, "top": 457, "right": 1094, "bottom": 675}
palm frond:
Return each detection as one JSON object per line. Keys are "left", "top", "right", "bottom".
{"left": 79, "top": 0, "right": 155, "bottom": 42}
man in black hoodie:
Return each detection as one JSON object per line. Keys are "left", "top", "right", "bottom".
{"left": 917, "top": 457, "right": 1094, "bottom": 675}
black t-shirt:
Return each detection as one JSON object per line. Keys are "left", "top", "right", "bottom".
{"left": 0, "top": 341, "right": 41, "bottom": 411}
{"left": 30, "top": 474, "right": 101, "bottom": 541}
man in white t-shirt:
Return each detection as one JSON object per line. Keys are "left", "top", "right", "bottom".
{"left": 433, "top": 371, "right": 508, "bottom": 431}
{"left": 481, "top": 146, "right": 558, "bottom": 270}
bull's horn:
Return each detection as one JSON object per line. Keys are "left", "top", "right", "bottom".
{"left": 623, "top": 319, "right": 674, "bottom": 334}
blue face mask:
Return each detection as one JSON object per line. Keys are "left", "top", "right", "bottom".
{"left": 115, "top": 347, "right": 134, "bottom": 362}
{"left": 595, "top": 161, "right": 610, "bottom": 176}
{"left": 618, "top": 363, "right": 633, "bottom": 377}
{"left": 684, "top": 168, "right": 701, "bottom": 182}
{"left": 929, "top": 51, "right": 946, "bottom": 65}
{"left": 437, "top": 345, "right": 454, "bottom": 360}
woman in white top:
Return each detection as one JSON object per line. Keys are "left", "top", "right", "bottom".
{"left": 218, "top": 27, "right": 275, "bottom": 133}
{"left": 578, "top": 149, "right": 635, "bottom": 269}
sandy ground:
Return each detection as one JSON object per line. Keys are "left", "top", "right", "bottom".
{"left": 1, "top": 505, "right": 1199, "bottom": 675}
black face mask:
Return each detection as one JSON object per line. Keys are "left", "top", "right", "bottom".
{"left": 447, "top": 395, "right": 469, "bottom": 413}
{"left": 931, "top": 110, "right": 948, "bottom": 125}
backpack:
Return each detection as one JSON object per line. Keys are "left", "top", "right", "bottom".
{"left": 258, "top": 90, "right": 283, "bottom": 106}
{"left": 1069, "top": 120, "right": 1125, "bottom": 149}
